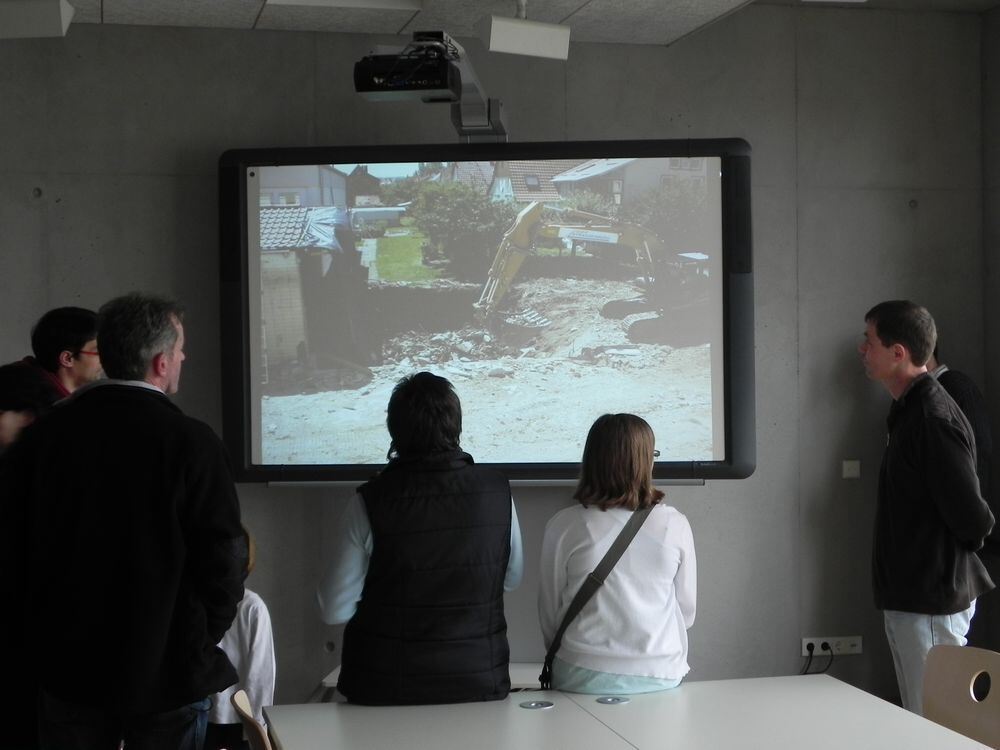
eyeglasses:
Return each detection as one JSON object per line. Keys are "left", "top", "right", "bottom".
{"left": 75, "top": 350, "right": 100, "bottom": 358}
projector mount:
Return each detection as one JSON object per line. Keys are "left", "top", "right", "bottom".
{"left": 354, "top": 31, "right": 507, "bottom": 143}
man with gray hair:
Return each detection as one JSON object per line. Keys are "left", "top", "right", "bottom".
{"left": 858, "top": 300, "right": 994, "bottom": 714}
{"left": 2, "top": 292, "right": 247, "bottom": 750}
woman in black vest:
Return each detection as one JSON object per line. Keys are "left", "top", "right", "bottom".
{"left": 318, "top": 372, "right": 523, "bottom": 704}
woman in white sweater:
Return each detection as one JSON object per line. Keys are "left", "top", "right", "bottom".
{"left": 538, "top": 413, "right": 696, "bottom": 694}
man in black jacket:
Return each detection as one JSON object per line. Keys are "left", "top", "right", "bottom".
{"left": 3, "top": 293, "right": 247, "bottom": 750}
{"left": 859, "top": 300, "right": 994, "bottom": 714}
{"left": 927, "top": 345, "right": 998, "bottom": 652}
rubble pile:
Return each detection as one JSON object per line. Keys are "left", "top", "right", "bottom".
{"left": 382, "top": 327, "right": 507, "bottom": 367}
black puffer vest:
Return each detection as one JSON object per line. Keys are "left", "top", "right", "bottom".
{"left": 338, "top": 450, "right": 512, "bottom": 705}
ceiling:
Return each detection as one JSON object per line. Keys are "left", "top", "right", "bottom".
{"left": 57, "top": 0, "right": 1000, "bottom": 46}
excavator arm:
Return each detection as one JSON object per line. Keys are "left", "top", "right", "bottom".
{"left": 474, "top": 201, "right": 661, "bottom": 323}
{"left": 474, "top": 201, "right": 546, "bottom": 320}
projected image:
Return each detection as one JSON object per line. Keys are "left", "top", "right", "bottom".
{"left": 249, "top": 157, "right": 724, "bottom": 466}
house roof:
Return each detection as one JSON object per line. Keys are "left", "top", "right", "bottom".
{"left": 259, "top": 206, "right": 351, "bottom": 251}
{"left": 260, "top": 206, "right": 311, "bottom": 250}
{"left": 450, "top": 161, "right": 495, "bottom": 194}
{"left": 551, "top": 158, "right": 637, "bottom": 183}
{"left": 504, "top": 159, "right": 586, "bottom": 202}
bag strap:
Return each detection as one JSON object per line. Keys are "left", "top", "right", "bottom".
{"left": 539, "top": 505, "right": 654, "bottom": 689}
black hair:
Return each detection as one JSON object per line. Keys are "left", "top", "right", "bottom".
{"left": 864, "top": 300, "right": 936, "bottom": 366}
{"left": 97, "top": 293, "right": 184, "bottom": 381}
{"left": 386, "top": 372, "right": 462, "bottom": 460}
{"left": 30, "top": 307, "right": 98, "bottom": 373}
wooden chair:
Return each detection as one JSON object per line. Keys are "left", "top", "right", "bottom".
{"left": 230, "top": 689, "right": 273, "bottom": 750}
{"left": 923, "top": 644, "right": 1000, "bottom": 747}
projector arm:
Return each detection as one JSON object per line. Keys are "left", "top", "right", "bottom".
{"left": 430, "top": 37, "right": 505, "bottom": 141}
{"left": 400, "top": 31, "right": 508, "bottom": 142}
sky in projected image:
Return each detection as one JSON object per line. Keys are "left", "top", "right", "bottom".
{"left": 248, "top": 156, "right": 725, "bottom": 467}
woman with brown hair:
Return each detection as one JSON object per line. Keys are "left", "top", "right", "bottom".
{"left": 538, "top": 413, "right": 696, "bottom": 694}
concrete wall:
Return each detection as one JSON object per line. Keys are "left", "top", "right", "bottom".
{"left": 0, "top": 4, "right": 988, "bottom": 704}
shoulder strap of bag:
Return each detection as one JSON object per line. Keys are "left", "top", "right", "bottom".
{"left": 538, "top": 505, "right": 655, "bottom": 689}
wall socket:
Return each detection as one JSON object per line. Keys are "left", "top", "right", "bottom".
{"left": 801, "top": 636, "right": 863, "bottom": 657}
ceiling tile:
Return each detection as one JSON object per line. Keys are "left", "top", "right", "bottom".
{"left": 102, "top": 0, "right": 264, "bottom": 29}
{"left": 399, "top": 0, "right": 586, "bottom": 38}
{"left": 68, "top": 0, "right": 102, "bottom": 24}
{"left": 256, "top": 4, "right": 417, "bottom": 32}
{"left": 563, "top": 0, "right": 753, "bottom": 45}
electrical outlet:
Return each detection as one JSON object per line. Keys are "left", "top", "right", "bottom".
{"left": 801, "top": 636, "right": 863, "bottom": 657}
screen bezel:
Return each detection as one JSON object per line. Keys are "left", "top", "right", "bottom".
{"left": 219, "top": 138, "right": 754, "bottom": 484}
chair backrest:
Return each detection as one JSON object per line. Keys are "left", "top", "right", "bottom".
{"left": 230, "top": 689, "right": 273, "bottom": 750}
{"left": 923, "top": 644, "right": 1000, "bottom": 747}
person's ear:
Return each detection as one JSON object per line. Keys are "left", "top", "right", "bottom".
{"left": 151, "top": 351, "right": 169, "bottom": 378}
{"left": 57, "top": 350, "right": 75, "bottom": 369}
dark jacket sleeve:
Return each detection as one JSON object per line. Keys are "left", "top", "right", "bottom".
{"left": 924, "top": 415, "right": 995, "bottom": 550}
{"left": 183, "top": 422, "right": 248, "bottom": 645}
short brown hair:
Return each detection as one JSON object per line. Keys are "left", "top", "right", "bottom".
{"left": 864, "top": 300, "right": 936, "bottom": 367}
{"left": 573, "top": 414, "right": 664, "bottom": 511}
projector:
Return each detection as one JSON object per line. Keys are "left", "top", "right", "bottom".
{"left": 354, "top": 53, "right": 462, "bottom": 103}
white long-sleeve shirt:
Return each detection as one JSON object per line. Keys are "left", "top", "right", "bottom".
{"left": 209, "top": 589, "right": 276, "bottom": 727}
{"left": 317, "top": 493, "right": 524, "bottom": 625}
{"left": 538, "top": 503, "right": 696, "bottom": 680}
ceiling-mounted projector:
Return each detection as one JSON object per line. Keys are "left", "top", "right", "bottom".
{"left": 354, "top": 32, "right": 463, "bottom": 103}
{"left": 353, "top": 31, "right": 506, "bottom": 142}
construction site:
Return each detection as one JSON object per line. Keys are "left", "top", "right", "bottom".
{"left": 259, "top": 273, "right": 715, "bottom": 466}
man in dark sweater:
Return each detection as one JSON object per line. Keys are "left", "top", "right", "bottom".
{"left": 2, "top": 293, "right": 247, "bottom": 750}
{"left": 928, "top": 346, "right": 997, "bottom": 651}
{"left": 859, "top": 300, "right": 994, "bottom": 714}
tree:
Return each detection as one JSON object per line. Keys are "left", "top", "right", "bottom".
{"left": 551, "top": 189, "right": 616, "bottom": 219}
{"left": 620, "top": 177, "right": 711, "bottom": 251}
{"left": 408, "top": 182, "right": 517, "bottom": 281}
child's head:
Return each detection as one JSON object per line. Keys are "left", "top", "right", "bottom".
{"left": 573, "top": 413, "right": 664, "bottom": 511}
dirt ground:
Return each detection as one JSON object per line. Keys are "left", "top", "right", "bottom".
{"left": 260, "top": 277, "right": 714, "bottom": 465}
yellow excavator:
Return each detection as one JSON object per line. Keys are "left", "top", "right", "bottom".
{"left": 474, "top": 200, "right": 708, "bottom": 332}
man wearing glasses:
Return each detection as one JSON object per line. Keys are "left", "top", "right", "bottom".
{"left": 14, "top": 306, "right": 103, "bottom": 400}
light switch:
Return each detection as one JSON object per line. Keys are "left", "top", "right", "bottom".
{"left": 842, "top": 460, "right": 861, "bottom": 479}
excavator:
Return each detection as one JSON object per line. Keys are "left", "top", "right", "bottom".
{"left": 474, "top": 200, "right": 710, "bottom": 338}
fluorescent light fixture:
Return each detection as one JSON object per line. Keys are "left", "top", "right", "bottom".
{"left": 0, "top": 0, "right": 74, "bottom": 39}
{"left": 266, "top": 0, "right": 420, "bottom": 8}
{"left": 476, "top": 15, "right": 570, "bottom": 61}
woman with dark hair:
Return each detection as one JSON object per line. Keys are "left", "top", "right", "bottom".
{"left": 538, "top": 413, "right": 696, "bottom": 694}
{"left": 317, "top": 372, "right": 523, "bottom": 705}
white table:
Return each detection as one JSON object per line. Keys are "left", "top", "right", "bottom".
{"left": 565, "top": 674, "right": 989, "bottom": 750}
{"left": 267, "top": 674, "right": 989, "bottom": 750}
{"left": 265, "top": 690, "right": 634, "bottom": 750}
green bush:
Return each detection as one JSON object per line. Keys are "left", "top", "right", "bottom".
{"left": 620, "top": 178, "right": 710, "bottom": 250}
{"left": 408, "top": 182, "right": 517, "bottom": 281}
